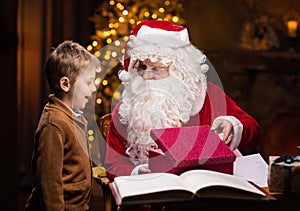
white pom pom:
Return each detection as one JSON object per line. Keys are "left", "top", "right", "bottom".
{"left": 118, "top": 70, "right": 131, "bottom": 82}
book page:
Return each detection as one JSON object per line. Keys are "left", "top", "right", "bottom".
{"left": 113, "top": 173, "right": 192, "bottom": 199}
{"left": 179, "top": 169, "right": 266, "bottom": 196}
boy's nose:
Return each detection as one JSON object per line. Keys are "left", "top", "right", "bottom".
{"left": 91, "top": 84, "right": 97, "bottom": 92}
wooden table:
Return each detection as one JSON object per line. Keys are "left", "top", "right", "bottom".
{"left": 112, "top": 188, "right": 300, "bottom": 211}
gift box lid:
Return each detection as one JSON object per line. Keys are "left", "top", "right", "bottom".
{"left": 150, "top": 125, "right": 236, "bottom": 166}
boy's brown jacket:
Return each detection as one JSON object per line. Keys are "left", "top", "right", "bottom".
{"left": 25, "top": 95, "right": 92, "bottom": 211}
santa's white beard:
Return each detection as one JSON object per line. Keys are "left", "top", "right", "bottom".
{"left": 119, "top": 74, "right": 197, "bottom": 165}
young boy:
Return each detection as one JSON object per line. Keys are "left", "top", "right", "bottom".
{"left": 25, "top": 40, "right": 100, "bottom": 210}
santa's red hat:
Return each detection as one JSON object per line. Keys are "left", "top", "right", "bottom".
{"left": 119, "top": 19, "right": 209, "bottom": 117}
{"left": 122, "top": 20, "right": 191, "bottom": 73}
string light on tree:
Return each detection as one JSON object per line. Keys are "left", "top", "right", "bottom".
{"left": 89, "top": 0, "right": 185, "bottom": 52}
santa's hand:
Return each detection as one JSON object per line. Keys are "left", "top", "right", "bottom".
{"left": 211, "top": 119, "right": 234, "bottom": 145}
{"left": 211, "top": 116, "right": 243, "bottom": 151}
{"left": 138, "top": 166, "right": 151, "bottom": 174}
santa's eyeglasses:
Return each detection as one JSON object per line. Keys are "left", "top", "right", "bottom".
{"left": 133, "top": 59, "right": 170, "bottom": 79}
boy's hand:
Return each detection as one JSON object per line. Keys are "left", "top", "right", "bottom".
{"left": 138, "top": 166, "right": 151, "bottom": 174}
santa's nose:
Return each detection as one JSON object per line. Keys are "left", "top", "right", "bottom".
{"left": 139, "top": 68, "right": 170, "bottom": 80}
{"left": 141, "top": 69, "right": 155, "bottom": 80}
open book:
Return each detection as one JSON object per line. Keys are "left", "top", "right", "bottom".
{"left": 109, "top": 169, "right": 275, "bottom": 206}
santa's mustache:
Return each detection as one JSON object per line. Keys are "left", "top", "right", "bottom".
{"left": 130, "top": 75, "right": 193, "bottom": 106}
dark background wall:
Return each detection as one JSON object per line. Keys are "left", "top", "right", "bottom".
{"left": 0, "top": 0, "right": 18, "bottom": 209}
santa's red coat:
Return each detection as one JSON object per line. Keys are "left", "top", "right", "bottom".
{"left": 104, "top": 82, "right": 260, "bottom": 180}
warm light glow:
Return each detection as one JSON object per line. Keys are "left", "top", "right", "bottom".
{"left": 287, "top": 20, "right": 298, "bottom": 37}
{"left": 96, "top": 98, "right": 102, "bottom": 104}
{"left": 113, "top": 91, "right": 121, "bottom": 100}
{"left": 144, "top": 11, "right": 150, "bottom": 17}
{"left": 88, "top": 136, "right": 94, "bottom": 141}
{"left": 96, "top": 30, "right": 104, "bottom": 38}
{"left": 92, "top": 41, "right": 98, "bottom": 46}
{"left": 111, "top": 51, "right": 117, "bottom": 57}
{"left": 114, "top": 23, "right": 119, "bottom": 28}
{"left": 88, "top": 129, "right": 95, "bottom": 142}
{"left": 123, "top": 10, "right": 128, "bottom": 15}
{"left": 129, "top": 19, "right": 135, "bottom": 24}
{"left": 159, "top": 8, "right": 165, "bottom": 13}
{"left": 110, "top": 29, "right": 116, "bottom": 35}
{"left": 115, "top": 40, "right": 121, "bottom": 46}
{"left": 94, "top": 77, "right": 101, "bottom": 85}
{"left": 119, "top": 17, "right": 125, "bottom": 22}
{"left": 103, "top": 31, "right": 110, "bottom": 37}
{"left": 102, "top": 80, "right": 108, "bottom": 86}
{"left": 94, "top": 51, "right": 100, "bottom": 57}
{"left": 106, "top": 38, "right": 112, "bottom": 44}
{"left": 87, "top": 45, "right": 93, "bottom": 51}
{"left": 96, "top": 67, "right": 101, "bottom": 73}
{"left": 172, "top": 16, "right": 179, "bottom": 23}
{"left": 116, "top": 3, "right": 124, "bottom": 10}
{"left": 152, "top": 14, "right": 158, "bottom": 19}
{"left": 109, "top": 0, "right": 115, "bottom": 6}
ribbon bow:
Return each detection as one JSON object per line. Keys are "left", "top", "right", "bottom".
{"left": 274, "top": 154, "right": 300, "bottom": 164}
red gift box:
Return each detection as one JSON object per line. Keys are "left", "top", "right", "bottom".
{"left": 149, "top": 125, "right": 236, "bottom": 175}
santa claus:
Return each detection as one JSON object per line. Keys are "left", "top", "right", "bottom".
{"left": 104, "top": 20, "right": 260, "bottom": 179}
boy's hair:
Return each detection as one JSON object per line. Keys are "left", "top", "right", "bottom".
{"left": 45, "top": 40, "right": 100, "bottom": 95}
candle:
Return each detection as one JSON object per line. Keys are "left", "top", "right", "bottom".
{"left": 287, "top": 20, "right": 298, "bottom": 37}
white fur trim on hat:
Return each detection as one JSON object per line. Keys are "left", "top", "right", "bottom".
{"left": 136, "top": 25, "right": 191, "bottom": 48}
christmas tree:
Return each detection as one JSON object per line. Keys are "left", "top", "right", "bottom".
{"left": 84, "top": 0, "right": 186, "bottom": 163}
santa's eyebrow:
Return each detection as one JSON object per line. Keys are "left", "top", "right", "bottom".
{"left": 132, "top": 59, "right": 138, "bottom": 67}
{"left": 133, "top": 59, "right": 141, "bottom": 68}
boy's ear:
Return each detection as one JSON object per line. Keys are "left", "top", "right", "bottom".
{"left": 59, "top": 76, "right": 70, "bottom": 92}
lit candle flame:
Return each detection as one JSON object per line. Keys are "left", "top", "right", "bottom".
{"left": 287, "top": 20, "right": 298, "bottom": 37}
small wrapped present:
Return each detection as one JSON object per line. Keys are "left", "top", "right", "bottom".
{"left": 268, "top": 154, "right": 300, "bottom": 192}
{"left": 148, "top": 125, "right": 236, "bottom": 175}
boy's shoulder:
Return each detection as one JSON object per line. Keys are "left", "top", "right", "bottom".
{"left": 46, "top": 95, "right": 73, "bottom": 119}
{"left": 46, "top": 104, "right": 71, "bottom": 120}
{"left": 38, "top": 101, "right": 73, "bottom": 129}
